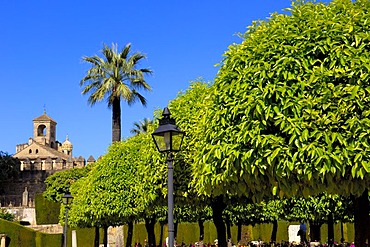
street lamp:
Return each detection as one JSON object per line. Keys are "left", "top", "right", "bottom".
{"left": 152, "top": 107, "right": 185, "bottom": 247}
{"left": 62, "top": 191, "right": 73, "bottom": 247}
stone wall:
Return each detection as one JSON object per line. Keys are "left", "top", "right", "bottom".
{"left": 4, "top": 207, "right": 36, "bottom": 225}
{"left": 27, "top": 224, "right": 62, "bottom": 234}
{"left": 0, "top": 170, "right": 55, "bottom": 207}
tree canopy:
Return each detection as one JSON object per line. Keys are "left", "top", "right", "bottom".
{"left": 0, "top": 151, "right": 20, "bottom": 181}
{"left": 80, "top": 43, "right": 152, "bottom": 142}
{"left": 193, "top": 0, "right": 370, "bottom": 201}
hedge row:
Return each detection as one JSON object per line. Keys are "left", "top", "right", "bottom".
{"left": 0, "top": 218, "right": 354, "bottom": 246}
{"left": 35, "top": 194, "right": 60, "bottom": 225}
{"left": 125, "top": 221, "right": 355, "bottom": 245}
{"left": 0, "top": 218, "right": 62, "bottom": 247}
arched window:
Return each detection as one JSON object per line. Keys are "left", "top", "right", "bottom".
{"left": 29, "top": 149, "right": 32, "bottom": 154}
{"left": 35, "top": 149, "right": 39, "bottom": 154}
{"left": 37, "top": 125, "right": 47, "bottom": 136}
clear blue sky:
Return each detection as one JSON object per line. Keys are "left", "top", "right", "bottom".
{"left": 0, "top": 0, "right": 317, "bottom": 159}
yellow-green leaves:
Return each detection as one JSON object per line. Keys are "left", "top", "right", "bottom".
{"left": 193, "top": 0, "right": 370, "bottom": 200}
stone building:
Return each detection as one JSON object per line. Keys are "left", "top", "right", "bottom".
{"left": 0, "top": 111, "right": 95, "bottom": 207}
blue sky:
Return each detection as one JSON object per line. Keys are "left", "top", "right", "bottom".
{"left": 0, "top": 0, "right": 313, "bottom": 159}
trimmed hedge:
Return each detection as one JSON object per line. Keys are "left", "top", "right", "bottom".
{"left": 0, "top": 217, "right": 356, "bottom": 246}
{"left": 0, "top": 218, "right": 62, "bottom": 247}
{"left": 35, "top": 194, "right": 60, "bottom": 225}
{"left": 126, "top": 221, "right": 354, "bottom": 245}
{"left": 69, "top": 227, "right": 104, "bottom": 247}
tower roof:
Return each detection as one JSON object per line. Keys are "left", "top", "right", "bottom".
{"left": 33, "top": 112, "right": 56, "bottom": 123}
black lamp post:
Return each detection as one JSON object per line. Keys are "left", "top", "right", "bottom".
{"left": 152, "top": 107, "right": 185, "bottom": 247}
{"left": 62, "top": 192, "right": 73, "bottom": 247}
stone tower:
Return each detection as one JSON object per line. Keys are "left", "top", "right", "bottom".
{"left": 61, "top": 135, "right": 73, "bottom": 157}
{"left": 32, "top": 111, "right": 57, "bottom": 149}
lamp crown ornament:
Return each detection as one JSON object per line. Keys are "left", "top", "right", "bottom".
{"left": 159, "top": 107, "right": 176, "bottom": 125}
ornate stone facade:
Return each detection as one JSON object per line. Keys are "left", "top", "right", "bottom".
{"left": 0, "top": 112, "right": 96, "bottom": 207}
{"left": 13, "top": 112, "right": 90, "bottom": 170}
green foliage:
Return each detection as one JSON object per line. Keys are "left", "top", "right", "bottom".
{"left": 130, "top": 118, "right": 153, "bottom": 135}
{"left": 0, "top": 208, "right": 14, "bottom": 221}
{"left": 281, "top": 194, "right": 354, "bottom": 223}
{"left": 0, "top": 151, "right": 20, "bottom": 181}
{"left": 0, "top": 218, "right": 51, "bottom": 247}
{"left": 80, "top": 43, "right": 152, "bottom": 108}
{"left": 35, "top": 194, "right": 60, "bottom": 224}
{"left": 225, "top": 199, "right": 283, "bottom": 226}
{"left": 168, "top": 81, "right": 213, "bottom": 208}
{"left": 43, "top": 166, "right": 92, "bottom": 203}
{"left": 68, "top": 227, "right": 104, "bottom": 247}
{"left": 69, "top": 133, "right": 164, "bottom": 228}
{"left": 80, "top": 43, "right": 152, "bottom": 142}
{"left": 194, "top": 0, "right": 370, "bottom": 200}
{"left": 169, "top": 80, "right": 212, "bottom": 170}
{"left": 126, "top": 221, "right": 354, "bottom": 244}
{"left": 35, "top": 232, "right": 62, "bottom": 247}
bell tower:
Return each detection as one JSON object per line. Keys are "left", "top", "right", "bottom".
{"left": 33, "top": 111, "right": 57, "bottom": 149}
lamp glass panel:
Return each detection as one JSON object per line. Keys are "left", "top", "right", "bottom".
{"left": 172, "top": 132, "right": 184, "bottom": 151}
{"left": 62, "top": 195, "right": 73, "bottom": 205}
{"left": 164, "top": 132, "right": 171, "bottom": 150}
{"left": 153, "top": 134, "right": 168, "bottom": 152}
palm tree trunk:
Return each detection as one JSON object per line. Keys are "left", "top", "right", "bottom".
{"left": 211, "top": 196, "right": 227, "bottom": 247}
{"left": 112, "top": 96, "right": 121, "bottom": 142}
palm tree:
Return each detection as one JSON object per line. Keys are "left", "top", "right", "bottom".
{"left": 130, "top": 118, "right": 153, "bottom": 135}
{"left": 80, "top": 43, "right": 152, "bottom": 142}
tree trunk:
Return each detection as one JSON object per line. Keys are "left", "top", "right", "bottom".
{"left": 225, "top": 218, "right": 231, "bottom": 241}
{"left": 211, "top": 196, "right": 227, "bottom": 247}
{"left": 353, "top": 189, "right": 369, "bottom": 247}
{"left": 174, "top": 221, "right": 178, "bottom": 240}
{"left": 112, "top": 96, "right": 121, "bottom": 142}
{"left": 145, "top": 216, "right": 157, "bottom": 247}
{"left": 103, "top": 225, "right": 108, "bottom": 247}
{"left": 126, "top": 221, "right": 134, "bottom": 247}
{"left": 198, "top": 219, "right": 204, "bottom": 241}
{"left": 340, "top": 222, "right": 345, "bottom": 243}
{"left": 237, "top": 221, "right": 242, "bottom": 243}
{"left": 270, "top": 220, "right": 278, "bottom": 243}
{"left": 94, "top": 226, "right": 100, "bottom": 247}
{"left": 309, "top": 221, "right": 321, "bottom": 242}
{"left": 327, "top": 213, "right": 334, "bottom": 246}
{"left": 159, "top": 222, "right": 164, "bottom": 247}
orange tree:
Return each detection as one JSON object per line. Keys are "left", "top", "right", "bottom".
{"left": 68, "top": 131, "right": 163, "bottom": 247}
{"left": 192, "top": 1, "right": 370, "bottom": 246}
{"left": 281, "top": 194, "right": 354, "bottom": 243}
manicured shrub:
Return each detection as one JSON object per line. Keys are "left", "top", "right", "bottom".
{"left": 35, "top": 193, "right": 60, "bottom": 224}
